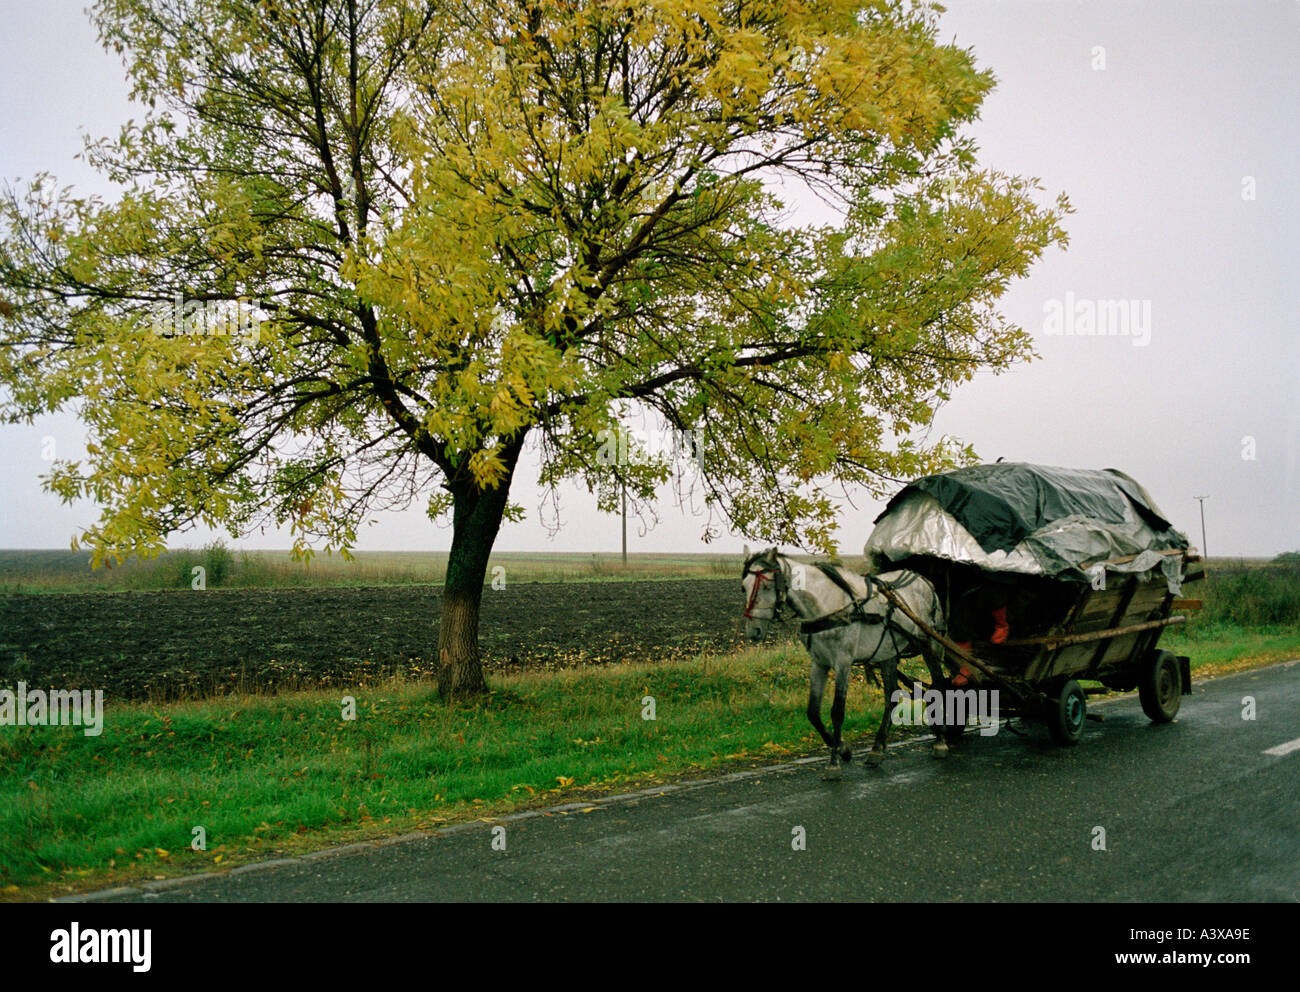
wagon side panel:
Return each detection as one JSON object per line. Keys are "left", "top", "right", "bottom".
{"left": 1022, "top": 572, "right": 1173, "bottom": 681}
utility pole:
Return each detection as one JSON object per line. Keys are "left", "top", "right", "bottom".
{"left": 621, "top": 482, "right": 627, "bottom": 565}
{"left": 1193, "top": 496, "right": 1209, "bottom": 559}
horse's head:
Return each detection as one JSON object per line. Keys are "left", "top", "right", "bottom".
{"left": 741, "top": 546, "right": 787, "bottom": 643}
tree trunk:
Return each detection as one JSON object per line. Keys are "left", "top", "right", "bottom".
{"left": 436, "top": 441, "right": 523, "bottom": 700}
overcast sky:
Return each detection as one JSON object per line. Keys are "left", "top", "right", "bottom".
{"left": 0, "top": 0, "right": 1296, "bottom": 558}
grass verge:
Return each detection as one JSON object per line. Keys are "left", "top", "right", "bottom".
{"left": 1158, "top": 624, "right": 1300, "bottom": 677}
{"left": 2, "top": 643, "right": 823, "bottom": 898}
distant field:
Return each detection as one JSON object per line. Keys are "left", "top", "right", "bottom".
{"left": 0, "top": 549, "right": 709, "bottom": 591}
{"left": 0, "top": 548, "right": 850, "bottom": 592}
{"left": 0, "top": 548, "right": 1277, "bottom": 594}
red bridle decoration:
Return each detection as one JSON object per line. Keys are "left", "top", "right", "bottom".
{"left": 744, "top": 568, "right": 771, "bottom": 619}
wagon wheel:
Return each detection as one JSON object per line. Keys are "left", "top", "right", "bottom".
{"left": 1138, "top": 649, "right": 1182, "bottom": 723}
{"left": 1045, "top": 679, "right": 1087, "bottom": 746}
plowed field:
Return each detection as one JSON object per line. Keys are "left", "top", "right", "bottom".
{"left": 0, "top": 580, "right": 795, "bottom": 701}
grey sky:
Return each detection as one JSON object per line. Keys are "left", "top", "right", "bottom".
{"left": 1, "top": 0, "right": 1296, "bottom": 557}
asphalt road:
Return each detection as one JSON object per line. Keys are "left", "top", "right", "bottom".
{"left": 87, "top": 660, "right": 1299, "bottom": 902}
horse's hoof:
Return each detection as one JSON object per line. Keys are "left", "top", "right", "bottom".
{"left": 865, "top": 750, "right": 884, "bottom": 768}
{"left": 840, "top": 747, "right": 853, "bottom": 764}
{"left": 932, "top": 741, "right": 950, "bottom": 759}
{"left": 822, "top": 765, "right": 842, "bottom": 781}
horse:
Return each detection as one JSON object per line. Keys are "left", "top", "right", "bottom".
{"left": 741, "top": 547, "right": 955, "bottom": 778}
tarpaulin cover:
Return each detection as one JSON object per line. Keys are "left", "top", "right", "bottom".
{"left": 864, "top": 463, "right": 1189, "bottom": 591}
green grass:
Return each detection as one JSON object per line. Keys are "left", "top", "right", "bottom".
{"left": 0, "top": 643, "right": 827, "bottom": 894}
{"left": 1159, "top": 623, "right": 1300, "bottom": 674}
{"left": 4, "top": 620, "right": 1298, "bottom": 899}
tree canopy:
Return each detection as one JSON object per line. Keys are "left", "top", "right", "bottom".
{"left": 1, "top": 0, "right": 1070, "bottom": 696}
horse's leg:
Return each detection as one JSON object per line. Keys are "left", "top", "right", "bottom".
{"left": 806, "top": 659, "right": 837, "bottom": 762}
{"left": 923, "top": 643, "right": 950, "bottom": 759}
{"left": 826, "top": 656, "right": 853, "bottom": 778}
{"left": 867, "top": 653, "right": 898, "bottom": 767}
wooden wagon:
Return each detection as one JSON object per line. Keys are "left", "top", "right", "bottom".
{"left": 864, "top": 462, "right": 1204, "bottom": 744}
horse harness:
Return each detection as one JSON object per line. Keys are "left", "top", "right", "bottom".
{"left": 798, "top": 564, "right": 927, "bottom": 667}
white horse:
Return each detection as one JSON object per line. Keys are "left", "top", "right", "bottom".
{"left": 741, "top": 547, "right": 955, "bottom": 778}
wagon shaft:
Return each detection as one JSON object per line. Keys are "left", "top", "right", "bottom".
{"left": 1002, "top": 615, "right": 1185, "bottom": 650}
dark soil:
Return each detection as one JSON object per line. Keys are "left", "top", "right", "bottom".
{"left": 0, "top": 580, "right": 795, "bottom": 701}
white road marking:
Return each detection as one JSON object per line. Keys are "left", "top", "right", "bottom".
{"left": 1263, "top": 737, "right": 1300, "bottom": 758}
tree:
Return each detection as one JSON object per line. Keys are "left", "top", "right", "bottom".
{"left": 0, "top": 0, "right": 1070, "bottom": 698}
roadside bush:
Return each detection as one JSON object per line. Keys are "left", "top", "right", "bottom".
{"left": 202, "top": 541, "right": 233, "bottom": 586}
{"left": 125, "top": 542, "right": 235, "bottom": 589}
{"left": 1199, "top": 561, "right": 1300, "bottom": 629}
{"left": 233, "top": 550, "right": 273, "bottom": 587}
